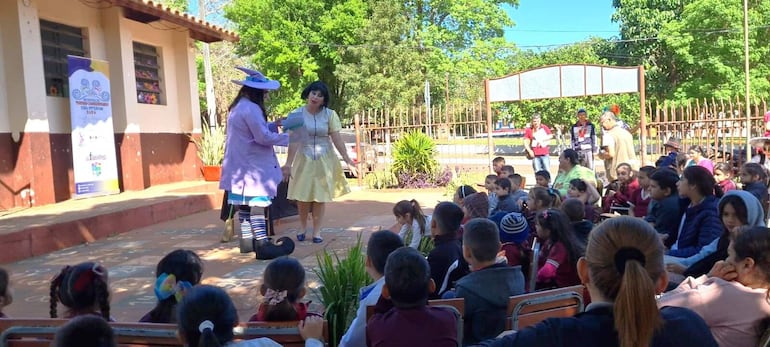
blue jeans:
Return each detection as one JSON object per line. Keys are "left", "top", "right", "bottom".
{"left": 533, "top": 155, "right": 550, "bottom": 174}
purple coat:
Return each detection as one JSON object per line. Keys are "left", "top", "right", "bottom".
{"left": 219, "top": 99, "right": 289, "bottom": 198}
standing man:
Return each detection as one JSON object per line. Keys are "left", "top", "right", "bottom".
{"left": 570, "top": 108, "right": 598, "bottom": 170}
{"left": 524, "top": 113, "right": 553, "bottom": 175}
{"left": 597, "top": 111, "right": 637, "bottom": 182}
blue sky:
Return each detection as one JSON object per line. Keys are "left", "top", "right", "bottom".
{"left": 503, "top": 0, "right": 620, "bottom": 50}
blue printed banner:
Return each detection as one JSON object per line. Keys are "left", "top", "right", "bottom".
{"left": 68, "top": 56, "right": 120, "bottom": 198}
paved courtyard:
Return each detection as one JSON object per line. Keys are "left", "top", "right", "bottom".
{"left": 1, "top": 189, "right": 446, "bottom": 322}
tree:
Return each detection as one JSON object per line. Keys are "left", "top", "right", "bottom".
{"left": 659, "top": 0, "right": 770, "bottom": 100}
{"left": 225, "top": 0, "right": 368, "bottom": 117}
{"left": 154, "top": 0, "right": 189, "bottom": 11}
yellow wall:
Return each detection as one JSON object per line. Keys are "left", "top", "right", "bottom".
{"left": 0, "top": 0, "right": 201, "bottom": 134}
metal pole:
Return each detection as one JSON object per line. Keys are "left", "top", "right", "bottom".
{"left": 484, "top": 80, "right": 493, "bottom": 173}
{"left": 639, "top": 66, "right": 647, "bottom": 165}
{"left": 743, "top": 0, "right": 752, "bottom": 155}
{"left": 200, "top": 0, "right": 216, "bottom": 128}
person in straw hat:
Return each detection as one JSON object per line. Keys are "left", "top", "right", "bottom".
{"left": 219, "top": 67, "right": 295, "bottom": 259}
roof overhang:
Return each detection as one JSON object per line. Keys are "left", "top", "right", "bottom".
{"left": 110, "top": 0, "right": 239, "bottom": 43}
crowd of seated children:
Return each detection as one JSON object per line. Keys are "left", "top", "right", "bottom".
{"left": 393, "top": 199, "right": 432, "bottom": 250}
{"left": 713, "top": 162, "right": 737, "bottom": 193}
{"left": 0, "top": 267, "right": 10, "bottom": 318}
{"left": 367, "top": 247, "right": 458, "bottom": 347}
{"left": 646, "top": 168, "right": 683, "bottom": 248}
{"left": 140, "top": 249, "right": 203, "bottom": 323}
{"left": 739, "top": 163, "right": 769, "bottom": 217}
{"left": 534, "top": 170, "right": 551, "bottom": 188}
{"left": 340, "top": 231, "right": 403, "bottom": 347}
{"left": 628, "top": 166, "right": 654, "bottom": 218}
{"left": 53, "top": 315, "right": 116, "bottom": 347}
{"left": 602, "top": 163, "right": 639, "bottom": 214}
{"left": 490, "top": 178, "right": 518, "bottom": 215}
{"left": 508, "top": 174, "right": 528, "bottom": 213}
{"left": 454, "top": 185, "right": 477, "bottom": 207}
{"left": 561, "top": 198, "right": 592, "bottom": 245}
{"left": 250, "top": 257, "right": 320, "bottom": 322}
{"left": 428, "top": 202, "right": 470, "bottom": 299}
{"left": 665, "top": 191, "right": 765, "bottom": 286}
{"left": 462, "top": 192, "right": 489, "bottom": 224}
{"left": 686, "top": 145, "right": 714, "bottom": 174}
{"left": 658, "top": 226, "right": 770, "bottom": 347}
{"left": 49, "top": 262, "right": 112, "bottom": 321}
{"left": 566, "top": 179, "right": 601, "bottom": 223}
{"left": 668, "top": 166, "right": 723, "bottom": 258}
{"left": 480, "top": 174, "right": 499, "bottom": 214}
{"left": 451, "top": 218, "right": 525, "bottom": 345}
{"left": 524, "top": 187, "right": 562, "bottom": 234}
{"left": 490, "top": 212, "right": 531, "bottom": 272}
{"left": 178, "top": 285, "right": 324, "bottom": 347}
{"left": 474, "top": 217, "right": 718, "bottom": 347}
{"left": 534, "top": 209, "right": 584, "bottom": 290}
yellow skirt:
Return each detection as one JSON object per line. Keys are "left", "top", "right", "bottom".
{"left": 287, "top": 150, "right": 350, "bottom": 202}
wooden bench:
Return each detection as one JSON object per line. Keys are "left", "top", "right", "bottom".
{"left": 506, "top": 285, "right": 585, "bottom": 330}
{"left": 0, "top": 318, "right": 328, "bottom": 347}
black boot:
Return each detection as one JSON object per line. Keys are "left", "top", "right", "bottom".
{"left": 253, "top": 237, "right": 295, "bottom": 260}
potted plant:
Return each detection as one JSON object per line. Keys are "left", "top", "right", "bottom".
{"left": 191, "top": 123, "right": 226, "bottom": 181}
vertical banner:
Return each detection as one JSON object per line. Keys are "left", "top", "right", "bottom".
{"left": 68, "top": 56, "right": 120, "bottom": 198}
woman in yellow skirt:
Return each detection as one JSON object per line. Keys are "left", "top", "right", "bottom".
{"left": 281, "top": 81, "right": 356, "bottom": 243}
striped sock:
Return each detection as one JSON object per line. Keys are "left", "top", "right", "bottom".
{"left": 250, "top": 214, "right": 268, "bottom": 241}
{"left": 238, "top": 209, "right": 252, "bottom": 241}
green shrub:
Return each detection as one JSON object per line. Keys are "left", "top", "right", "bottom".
{"left": 191, "top": 122, "right": 226, "bottom": 166}
{"left": 364, "top": 169, "right": 398, "bottom": 189}
{"left": 445, "top": 170, "right": 489, "bottom": 197}
{"left": 314, "top": 234, "right": 372, "bottom": 347}
{"left": 391, "top": 131, "right": 439, "bottom": 178}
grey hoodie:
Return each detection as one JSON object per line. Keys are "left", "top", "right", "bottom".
{"left": 454, "top": 263, "right": 525, "bottom": 346}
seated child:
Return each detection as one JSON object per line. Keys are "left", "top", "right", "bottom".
{"left": 602, "top": 163, "right": 639, "bottom": 214}
{"left": 453, "top": 185, "right": 477, "bottom": 206}
{"left": 428, "top": 202, "right": 470, "bottom": 298}
{"left": 524, "top": 187, "right": 562, "bottom": 237}
{"left": 739, "top": 163, "right": 769, "bottom": 218}
{"left": 566, "top": 178, "right": 601, "bottom": 223}
{"left": 534, "top": 209, "right": 584, "bottom": 290}
{"left": 455, "top": 218, "right": 525, "bottom": 345}
{"left": 462, "top": 192, "right": 490, "bottom": 222}
{"left": 534, "top": 170, "right": 551, "bottom": 188}
{"left": 490, "top": 212, "right": 531, "bottom": 272}
{"left": 367, "top": 247, "right": 458, "bottom": 347}
{"left": 508, "top": 174, "right": 529, "bottom": 212}
{"left": 393, "top": 200, "right": 432, "bottom": 250}
{"left": 668, "top": 166, "right": 722, "bottom": 258}
{"left": 658, "top": 226, "right": 770, "bottom": 347}
{"left": 714, "top": 162, "right": 737, "bottom": 193}
{"left": 481, "top": 174, "right": 499, "bottom": 215}
{"left": 50, "top": 262, "right": 112, "bottom": 320}
{"left": 250, "top": 257, "right": 320, "bottom": 322}
{"left": 500, "top": 165, "right": 515, "bottom": 178}
{"left": 178, "top": 285, "right": 324, "bottom": 347}
{"left": 474, "top": 217, "right": 718, "bottom": 347}
{"left": 340, "top": 231, "right": 404, "bottom": 347}
{"left": 561, "top": 198, "right": 592, "bottom": 245}
{"left": 53, "top": 315, "right": 116, "bottom": 347}
{"left": 0, "top": 267, "right": 11, "bottom": 318}
{"left": 627, "top": 166, "right": 654, "bottom": 218}
{"left": 140, "top": 249, "right": 203, "bottom": 323}
{"left": 646, "top": 168, "right": 684, "bottom": 248}
{"left": 490, "top": 178, "right": 518, "bottom": 215}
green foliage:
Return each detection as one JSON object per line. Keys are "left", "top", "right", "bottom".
{"left": 391, "top": 131, "right": 439, "bottom": 177}
{"left": 417, "top": 237, "right": 435, "bottom": 257}
{"left": 191, "top": 123, "right": 226, "bottom": 166}
{"left": 364, "top": 169, "right": 398, "bottom": 189}
{"left": 314, "top": 234, "right": 372, "bottom": 347}
{"left": 445, "top": 170, "right": 488, "bottom": 197}
{"left": 154, "top": 0, "right": 188, "bottom": 11}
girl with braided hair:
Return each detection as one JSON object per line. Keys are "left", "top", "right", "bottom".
{"left": 49, "top": 262, "right": 111, "bottom": 321}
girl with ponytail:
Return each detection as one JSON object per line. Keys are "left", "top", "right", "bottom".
{"left": 177, "top": 285, "right": 324, "bottom": 347}
{"left": 49, "top": 262, "right": 111, "bottom": 321}
{"left": 474, "top": 216, "right": 718, "bottom": 347}
{"left": 249, "top": 257, "right": 320, "bottom": 322}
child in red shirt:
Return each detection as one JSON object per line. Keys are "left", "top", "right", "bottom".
{"left": 249, "top": 257, "right": 321, "bottom": 322}
{"left": 628, "top": 166, "right": 655, "bottom": 218}
{"left": 534, "top": 209, "right": 584, "bottom": 290}
{"left": 714, "top": 162, "right": 737, "bottom": 193}
{"left": 602, "top": 163, "right": 640, "bottom": 214}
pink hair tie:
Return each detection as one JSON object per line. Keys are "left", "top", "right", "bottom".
{"left": 264, "top": 288, "right": 288, "bottom": 305}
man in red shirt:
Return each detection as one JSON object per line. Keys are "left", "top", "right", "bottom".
{"left": 524, "top": 113, "right": 553, "bottom": 175}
